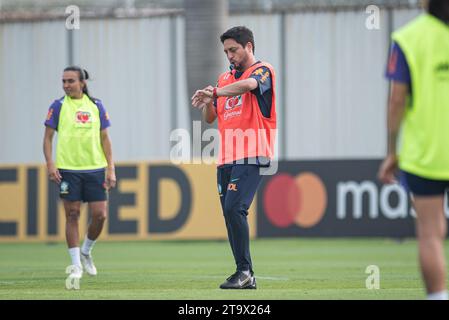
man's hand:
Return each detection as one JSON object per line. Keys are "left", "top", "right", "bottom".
{"left": 105, "top": 166, "right": 116, "bottom": 191}
{"left": 191, "top": 85, "right": 214, "bottom": 108}
{"left": 47, "top": 162, "right": 62, "bottom": 184}
{"left": 378, "top": 154, "right": 398, "bottom": 184}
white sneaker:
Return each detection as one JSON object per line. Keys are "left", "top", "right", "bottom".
{"left": 67, "top": 265, "right": 83, "bottom": 279}
{"left": 81, "top": 253, "right": 97, "bottom": 276}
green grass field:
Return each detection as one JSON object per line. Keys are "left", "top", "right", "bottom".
{"left": 0, "top": 238, "right": 444, "bottom": 300}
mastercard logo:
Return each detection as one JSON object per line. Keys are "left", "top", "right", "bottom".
{"left": 263, "top": 172, "right": 327, "bottom": 228}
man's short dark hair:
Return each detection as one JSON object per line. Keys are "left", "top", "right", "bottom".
{"left": 220, "top": 26, "right": 255, "bottom": 54}
{"left": 428, "top": 0, "right": 449, "bottom": 24}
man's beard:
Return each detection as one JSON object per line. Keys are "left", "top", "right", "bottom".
{"left": 234, "top": 64, "right": 243, "bottom": 71}
{"left": 233, "top": 55, "right": 248, "bottom": 71}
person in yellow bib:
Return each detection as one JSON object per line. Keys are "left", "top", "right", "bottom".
{"left": 378, "top": 0, "right": 449, "bottom": 300}
{"left": 43, "top": 66, "right": 116, "bottom": 279}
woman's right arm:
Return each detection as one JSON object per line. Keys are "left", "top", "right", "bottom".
{"left": 43, "top": 127, "right": 62, "bottom": 184}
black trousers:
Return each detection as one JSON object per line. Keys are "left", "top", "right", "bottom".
{"left": 217, "top": 164, "right": 263, "bottom": 273}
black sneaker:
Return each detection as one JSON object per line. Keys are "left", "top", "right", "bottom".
{"left": 219, "top": 271, "right": 253, "bottom": 289}
{"left": 244, "top": 276, "right": 257, "bottom": 289}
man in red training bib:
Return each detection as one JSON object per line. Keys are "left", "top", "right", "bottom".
{"left": 192, "top": 26, "right": 277, "bottom": 289}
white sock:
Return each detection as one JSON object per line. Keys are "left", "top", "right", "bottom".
{"left": 68, "top": 247, "right": 81, "bottom": 267}
{"left": 242, "top": 270, "right": 251, "bottom": 277}
{"left": 427, "top": 290, "right": 449, "bottom": 300}
{"left": 81, "top": 236, "right": 96, "bottom": 256}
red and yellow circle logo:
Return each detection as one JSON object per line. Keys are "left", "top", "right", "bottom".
{"left": 263, "top": 172, "right": 327, "bottom": 228}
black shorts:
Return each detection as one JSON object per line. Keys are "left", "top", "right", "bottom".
{"left": 400, "top": 170, "right": 449, "bottom": 196}
{"left": 59, "top": 170, "right": 108, "bottom": 202}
